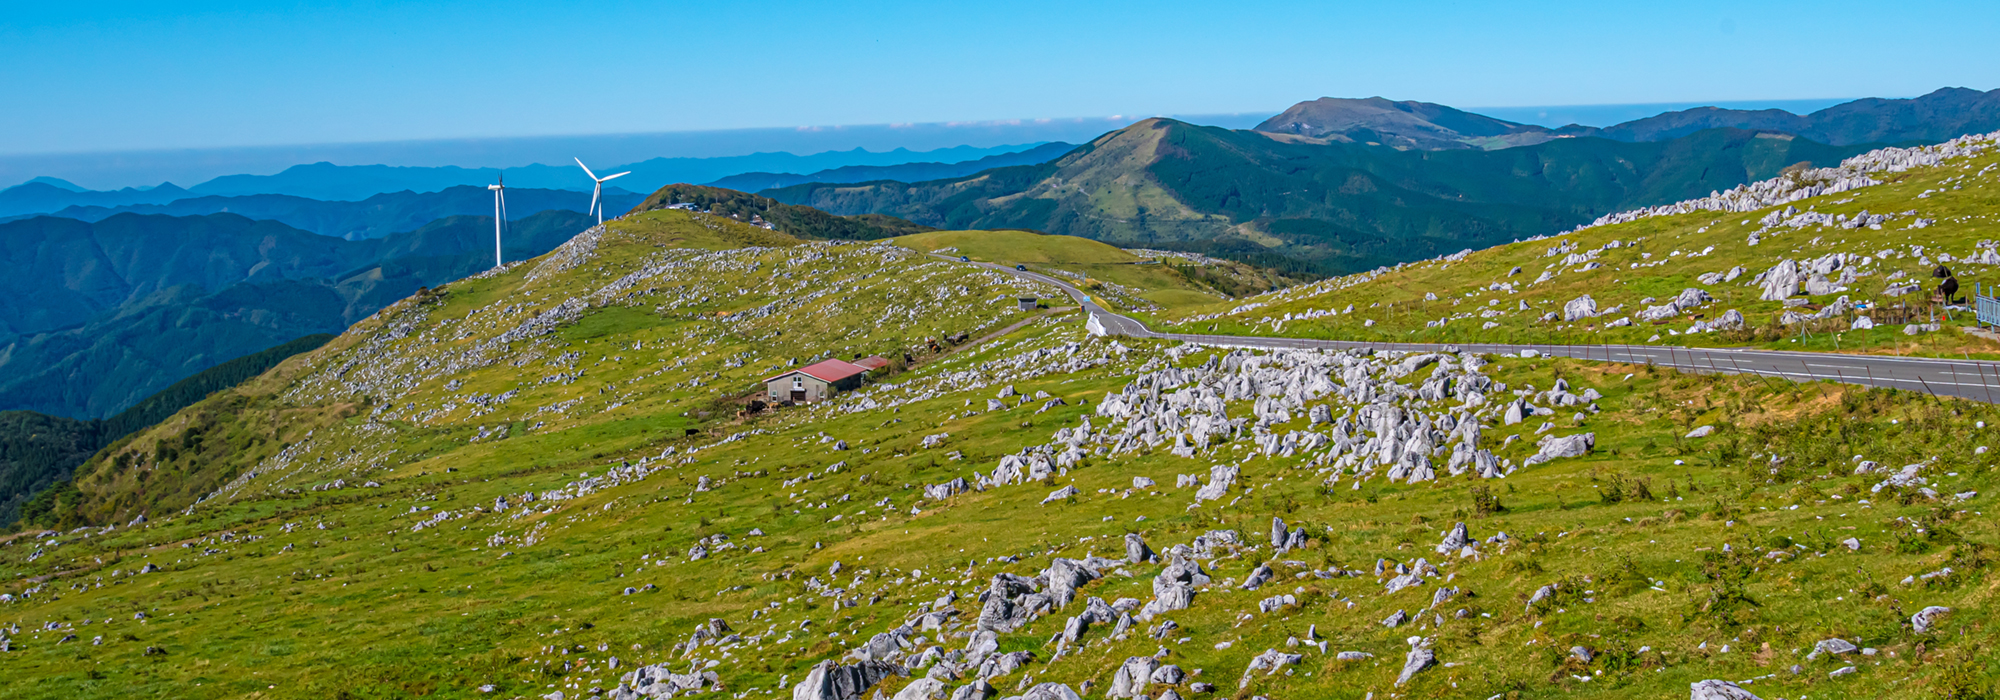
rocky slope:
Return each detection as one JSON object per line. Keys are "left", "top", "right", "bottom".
{"left": 1165, "top": 129, "right": 2000, "bottom": 359}
{"left": 0, "top": 205, "right": 1990, "bottom": 700}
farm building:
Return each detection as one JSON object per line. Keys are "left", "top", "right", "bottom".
{"left": 763, "top": 356, "right": 887, "bottom": 403}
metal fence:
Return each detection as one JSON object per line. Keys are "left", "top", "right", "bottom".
{"left": 1977, "top": 282, "right": 2000, "bottom": 328}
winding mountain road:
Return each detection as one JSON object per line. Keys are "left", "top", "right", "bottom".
{"left": 963, "top": 257, "right": 2000, "bottom": 403}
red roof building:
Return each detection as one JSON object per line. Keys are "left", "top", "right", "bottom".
{"left": 763, "top": 359, "right": 872, "bottom": 403}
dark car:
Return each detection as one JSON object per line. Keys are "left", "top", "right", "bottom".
{"left": 1015, "top": 264, "right": 1026, "bottom": 271}
{"left": 960, "top": 255, "right": 970, "bottom": 262}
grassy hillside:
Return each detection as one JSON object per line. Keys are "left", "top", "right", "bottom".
{"left": 1164, "top": 131, "right": 2000, "bottom": 359}
{"left": 0, "top": 202, "right": 1991, "bottom": 700}
{"left": 627, "top": 184, "right": 934, "bottom": 241}
{"left": 768, "top": 120, "right": 1879, "bottom": 277}
{"left": 893, "top": 229, "right": 1301, "bottom": 313}
{"left": 603, "top": 208, "right": 803, "bottom": 250}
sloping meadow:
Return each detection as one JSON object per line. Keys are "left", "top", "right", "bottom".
{"left": 1, "top": 250, "right": 1993, "bottom": 700}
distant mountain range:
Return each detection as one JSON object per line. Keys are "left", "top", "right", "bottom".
{"left": 763, "top": 88, "right": 1998, "bottom": 275}
{"left": 0, "top": 210, "right": 594, "bottom": 419}
{"left": 7, "top": 143, "right": 1051, "bottom": 206}
{"left": 185, "top": 144, "right": 1052, "bottom": 199}
{"left": 25, "top": 186, "right": 645, "bottom": 240}
{"left": 1255, "top": 87, "right": 2000, "bottom": 151}
{"left": 0, "top": 143, "right": 1055, "bottom": 219}
{"left": 1567, "top": 87, "right": 2000, "bottom": 144}
{"left": 0, "top": 180, "right": 196, "bottom": 218}
{"left": 767, "top": 121, "right": 1877, "bottom": 275}
{"left": 708, "top": 142, "right": 1076, "bottom": 192}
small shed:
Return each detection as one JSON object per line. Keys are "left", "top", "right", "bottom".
{"left": 1018, "top": 297, "right": 1039, "bottom": 311}
{"left": 764, "top": 359, "right": 870, "bottom": 404}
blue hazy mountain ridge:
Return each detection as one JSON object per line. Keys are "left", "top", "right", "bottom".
{"left": 0, "top": 181, "right": 194, "bottom": 218}
{"left": 0, "top": 210, "right": 593, "bottom": 419}
{"left": 24, "top": 177, "right": 89, "bottom": 191}
{"left": 706, "top": 142, "right": 1078, "bottom": 192}
{"left": 183, "top": 143, "right": 1050, "bottom": 201}
{"left": 31, "top": 185, "right": 645, "bottom": 240}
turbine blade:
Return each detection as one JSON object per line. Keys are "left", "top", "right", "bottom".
{"left": 574, "top": 157, "right": 598, "bottom": 180}
{"left": 589, "top": 184, "right": 600, "bottom": 219}
{"left": 601, "top": 171, "right": 632, "bottom": 181}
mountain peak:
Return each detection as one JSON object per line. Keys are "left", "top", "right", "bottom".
{"left": 24, "top": 176, "right": 85, "bottom": 191}
{"left": 1254, "top": 96, "right": 1549, "bottom": 150}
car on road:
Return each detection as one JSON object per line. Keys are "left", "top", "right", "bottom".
{"left": 1015, "top": 264, "right": 1026, "bottom": 271}
{"left": 960, "top": 256, "right": 969, "bottom": 262}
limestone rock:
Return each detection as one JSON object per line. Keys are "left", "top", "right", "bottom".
{"left": 1562, "top": 295, "right": 1599, "bottom": 321}
{"left": 1690, "top": 679, "right": 1761, "bottom": 700}
{"left": 1912, "top": 606, "right": 1952, "bottom": 633}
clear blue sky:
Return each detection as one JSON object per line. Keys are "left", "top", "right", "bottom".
{"left": 3, "top": 0, "right": 1995, "bottom": 156}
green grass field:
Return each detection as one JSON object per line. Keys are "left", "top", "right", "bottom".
{"left": 1, "top": 203, "right": 1994, "bottom": 700}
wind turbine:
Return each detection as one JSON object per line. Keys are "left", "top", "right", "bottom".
{"left": 488, "top": 174, "right": 508, "bottom": 268}
{"left": 575, "top": 157, "right": 631, "bottom": 226}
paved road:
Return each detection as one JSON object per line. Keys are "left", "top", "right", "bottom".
{"left": 958, "top": 256, "right": 2000, "bottom": 403}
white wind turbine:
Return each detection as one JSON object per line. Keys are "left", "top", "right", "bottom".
{"left": 575, "top": 157, "right": 631, "bottom": 226}
{"left": 487, "top": 174, "right": 508, "bottom": 268}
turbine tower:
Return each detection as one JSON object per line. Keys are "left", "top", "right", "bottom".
{"left": 575, "top": 157, "right": 631, "bottom": 226}
{"left": 488, "top": 174, "right": 508, "bottom": 268}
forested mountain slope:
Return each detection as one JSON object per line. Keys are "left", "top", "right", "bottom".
{"left": 0, "top": 210, "right": 592, "bottom": 418}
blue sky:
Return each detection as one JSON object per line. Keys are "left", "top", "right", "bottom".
{"left": 3, "top": 0, "right": 1995, "bottom": 157}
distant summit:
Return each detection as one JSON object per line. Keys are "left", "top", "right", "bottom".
{"left": 1254, "top": 96, "right": 1552, "bottom": 150}
{"left": 22, "top": 176, "right": 84, "bottom": 191}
